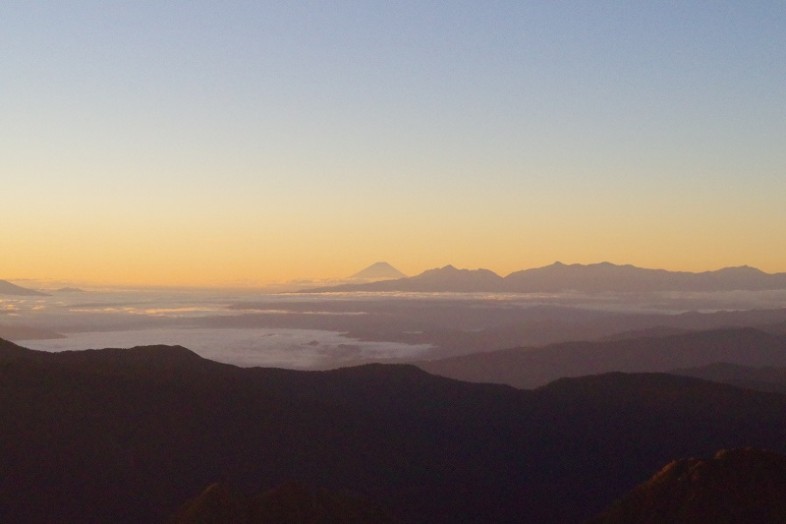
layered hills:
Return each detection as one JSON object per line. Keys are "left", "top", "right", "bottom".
{"left": 674, "top": 362, "right": 786, "bottom": 395}
{"left": 303, "top": 262, "right": 786, "bottom": 293}
{"left": 4, "top": 338, "right": 786, "bottom": 523}
{"left": 417, "top": 327, "right": 786, "bottom": 389}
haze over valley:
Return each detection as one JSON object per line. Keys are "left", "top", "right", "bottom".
{"left": 4, "top": 261, "right": 786, "bottom": 370}
{"left": 7, "top": 264, "right": 786, "bottom": 523}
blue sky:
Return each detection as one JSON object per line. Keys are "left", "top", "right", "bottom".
{"left": 3, "top": 1, "right": 785, "bottom": 285}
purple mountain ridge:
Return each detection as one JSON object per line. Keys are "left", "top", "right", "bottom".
{"left": 305, "top": 265, "right": 505, "bottom": 293}
{"left": 301, "top": 262, "right": 786, "bottom": 293}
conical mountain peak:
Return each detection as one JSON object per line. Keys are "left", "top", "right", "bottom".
{"left": 349, "top": 262, "right": 406, "bottom": 281}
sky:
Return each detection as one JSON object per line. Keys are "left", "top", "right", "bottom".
{"left": 3, "top": 1, "right": 786, "bottom": 286}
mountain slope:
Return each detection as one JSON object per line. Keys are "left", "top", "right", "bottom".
{"left": 591, "top": 448, "right": 786, "bottom": 523}
{"left": 673, "top": 362, "right": 786, "bottom": 395}
{"left": 417, "top": 327, "right": 786, "bottom": 389}
{"left": 4, "top": 341, "right": 786, "bottom": 523}
{"left": 505, "top": 262, "right": 786, "bottom": 292}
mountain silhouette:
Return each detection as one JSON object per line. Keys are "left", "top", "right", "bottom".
{"left": 5, "top": 339, "right": 786, "bottom": 523}
{"left": 302, "top": 262, "right": 786, "bottom": 293}
{"left": 349, "top": 262, "right": 406, "bottom": 282}
{"left": 591, "top": 448, "right": 786, "bottom": 523}
{"left": 0, "top": 279, "right": 48, "bottom": 296}
{"left": 306, "top": 265, "right": 504, "bottom": 292}
{"left": 504, "top": 262, "right": 786, "bottom": 292}
{"left": 418, "top": 327, "right": 786, "bottom": 389}
{"left": 674, "top": 362, "right": 786, "bottom": 395}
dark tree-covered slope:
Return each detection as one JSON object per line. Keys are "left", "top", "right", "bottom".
{"left": 3, "top": 339, "right": 786, "bottom": 523}
{"left": 591, "top": 448, "right": 786, "bottom": 524}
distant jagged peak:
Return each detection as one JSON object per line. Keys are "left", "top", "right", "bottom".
{"left": 419, "top": 264, "right": 457, "bottom": 275}
{"left": 537, "top": 261, "right": 773, "bottom": 275}
{"left": 303, "top": 261, "right": 786, "bottom": 293}
{"left": 54, "top": 287, "right": 86, "bottom": 293}
{"left": 713, "top": 264, "right": 766, "bottom": 275}
{"left": 540, "top": 261, "right": 636, "bottom": 271}
{"left": 414, "top": 265, "right": 503, "bottom": 280}
{"left": 419, "top": 264, "right": 498, "bottom": 275}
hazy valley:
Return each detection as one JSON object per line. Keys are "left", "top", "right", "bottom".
{"left": 6, "top": 261, "right": 786, "bottom": 368}
{"left": 5, "top": 262, "right": 786, "bottom": 521}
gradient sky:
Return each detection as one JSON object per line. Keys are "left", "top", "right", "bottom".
{"left": 3, "top": 2, "right": 785, "bottom": 286}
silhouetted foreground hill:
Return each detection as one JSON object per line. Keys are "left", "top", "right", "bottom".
{"left": 418, "top": 327, "right": 786, "bottom": 388}
{"left": 591, "top": 448, "right": 786, "bottom": 523}
{"left": 171, "top": 481, "right": 399, "bottom": 524}
{"left": 4, "top": 339, "right": 786, "bottom": 523}
{"left": 303, "top": 261, "right": 786, "bottom": 293}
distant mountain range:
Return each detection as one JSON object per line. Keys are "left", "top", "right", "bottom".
{"left": 418, "top": 327, "right": 786, "bottom": 389}
{"left": 0, "top": 279, "right": 48, "bottom": 296}
{"left": 674, "top": 362, "right": 786, "bottom": 395}
{"left": 302, "top": 262, "right": 786, "bottom": 293}
{"left": 4, "top": 337, "right": 786, "bottom": 523}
